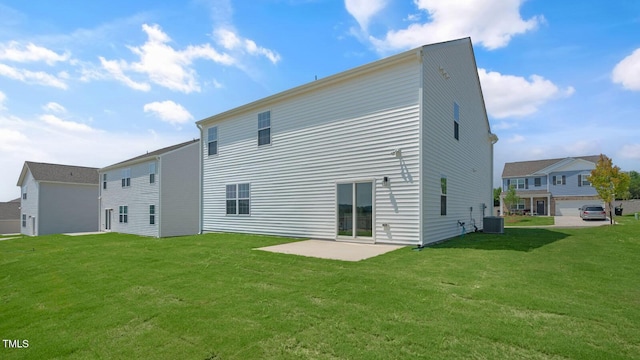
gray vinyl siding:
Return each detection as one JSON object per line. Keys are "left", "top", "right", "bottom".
{"left": 421, "top": 41, "right": 494, "bottom": 244}
{"left": 159, "top": 142, "right": 199, "bottom": 237}
{"left": 20, "top": 171, "right": 38, "bottom": 236}
{"left": 202, "top": 55, "right": 422, "bottom": 244}
{"left": 100, "top": 161, "right": 159, "bottom": 237}
{"left": 38, "top": 183, "right": 98, "bottom": 235}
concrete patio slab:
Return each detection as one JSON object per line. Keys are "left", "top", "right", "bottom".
{"left": 63, "top": 232, "right": 106, "bottom": 236}
{"left": 256, "top": 240, "right": 405, "bottom": 262}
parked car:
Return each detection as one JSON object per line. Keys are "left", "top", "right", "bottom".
{"left": 579, "top": 205, "right": 607, "bottom": 220}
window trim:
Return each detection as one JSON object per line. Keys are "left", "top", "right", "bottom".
{"left": 534, "top": 177, "right": 541, "bottom": 187}
{"left": 226, "top": 183, "right": 251, "bottom": 216}
{"left": 22, "top": 192, "right": 27, "bottom": 200}
{"left": 440, "top": 176, "right": 447, "bottom": 216}
{"left": 149, "top": 205, "right": 155, "bottom": 225}
{"left": 22, "top": 214, "right": 26, "bottom": 227}
{"left": 103, "top": 173, "right": 107, "bottom": 190}
{"left": 149, "top": 162, "right": 156, "bottom": 184}
{"left": 578, "top": 174, "right": 591, "bottom": 187}
{"left": 258, "top": 111, "right": 271, "bottom": 146}
{"left": 552, "top": 175, "right": 566, "bottom": 185}
{"left": 207, "top": 126, "right": 218, "bottom": 156}
{"left": 121, "top": 169, "right": 131, "bottom": 188}
{"left": 453, "top": 102, "right": 460, "bottom": 141}
{"left": 119, "top": 205, "right": 128, "bottom": 223}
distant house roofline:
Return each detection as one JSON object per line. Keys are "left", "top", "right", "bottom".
{"left": 17, "top": 161, "right": 99, "bottom": 186}
{"left": 99, "top": 139, "right": 199, "bottom": 172}
{"left": 502, "top": 155, "right": 602, "bottom": 178}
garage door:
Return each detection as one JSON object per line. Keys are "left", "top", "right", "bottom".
{"left": 555, "top": 200, "right": 604, "bottom": 216}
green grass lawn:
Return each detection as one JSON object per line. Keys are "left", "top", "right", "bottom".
{"left": 1, "top": 219, "right": 639, "bottom": 359}
{"left": 504, "top": 215, "right": 555, "bottom": 226}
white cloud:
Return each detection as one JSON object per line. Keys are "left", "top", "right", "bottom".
{"left": 98, "top": 23, "right": 237, "bottom": 93}
{"left": 42, "top": 102, "right": 66, "bottom": 113}
{"left": 214, "top": 28, "right": 281, "bottom": 64}
{"left": 98, "top": 56, "right": 151, "bottom": 91}
{"left": 507, "top": 134, "right": 525, "bottom": 143}
{"left": 0, "top": 63, "right": 68, "bottom": 88}
{"left": 39, "top": 114, "right": 96, "bottom": 133}
{"left": 0, "top": 91, "right": 6, "bottom": 110}
{"left": 0, "top": 112, "right": 196, "bottom": 201}
{"left": 143, "top": 100, "right": 193, "bottom": 125}
{"left": 478, "top": 68, "right": 574, "bottom": 119}
{"left": 0, "top": 41, "right": 70, "bottom": 65}
{"left": 619, "top": 144, "right": 640, "bottom": 160}
{"left": 345, "top": 0, "right": 388, "bottom": 31}
{"left": 348, "top": 0, "right": 542, "bottom": 52}
{"left": 612, "top": 48, "right": 640, "bottom": 91}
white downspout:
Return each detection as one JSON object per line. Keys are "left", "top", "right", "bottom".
{"left": 196, "top": 123, "right": 204, "bottom": 235}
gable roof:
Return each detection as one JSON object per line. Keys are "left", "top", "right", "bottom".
{"left": 17, "top": 162, "right": 99, "bottom": 186}
{"left": 502, "top": 155, "right": 602, "bottom": 178}
{"left": 197, "top": 37, "right": 491, "bottom": 135}
{"left": 0, "top": 200, "right": 20, "bottom": 220}
{"left": 99, "top": 139, "right": 199, "bottom": 171}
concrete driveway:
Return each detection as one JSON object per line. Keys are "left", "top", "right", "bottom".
{"left": 552, "top": 216, "right": 612, "bottom": 228}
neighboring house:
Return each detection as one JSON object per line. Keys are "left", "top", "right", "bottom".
{"left": 0, "top": 198, "right": 20, "bottom": 234}
{"left": 500, "top": 155, "right": 603, "bottom": 216}
{"left": 99, "top": 139, "right": 200, "bottom": 238}
{"left": 196, "top": 38, "right": 497, "bottom": 246}
{"left": 16, "top": 162, "right": 99, "bottom": 236}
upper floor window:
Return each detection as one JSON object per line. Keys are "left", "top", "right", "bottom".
{"left": 103, "top": 174, "right": 107, "bottom": 189}
{"left": 552, "top": 175, "right": 566, "bottom": 185}
{"left": 208, "top": 127, "right": 218, "bottom": 156}
{"left": 508, "top": 178, "right": 528, "bottom": 190}
{"left": 578, "top": 174, "right": 591, "bottom": 187}
{"left": 258, "top": 111, "right": 271, "bottom": 146}
{"left": 453, "top": 102, "right": 460, "bottom": 141}
{"left": 149, "top": 163, "right": 156, "bottom": 184}
{"left": 534, "top": 177, "right": 541, "bottom": 187}
{"left": 121, "top": 169, "right": 131, "bottom": 187}
{"left": 22, "top": 192, "right": 27, "bottom": 200}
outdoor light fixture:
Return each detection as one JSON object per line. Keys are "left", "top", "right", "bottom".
{"left": 390, "top": 148, "right": 402, "bottom": 157}
{"left": 382, "top": 176, "right": 390, "bottom": 187}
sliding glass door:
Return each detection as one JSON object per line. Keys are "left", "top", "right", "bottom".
{"left": 337, "top": 181, "right": 373, "bottom": 240}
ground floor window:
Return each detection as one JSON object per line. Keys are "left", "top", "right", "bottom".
{"left": 22, "top": 214, "right": 26, "bottom": 227}
{"left": 149, "top": 205, "right": 155, "bottom": 225}
{"left": 337, "top": 181, "right": 373, "bottom": 237}
{"left": 119, "top": 206, "right": 128, "bottom": 223}
{"left": 226, "top": 183, "right": 250, "bottom": 215}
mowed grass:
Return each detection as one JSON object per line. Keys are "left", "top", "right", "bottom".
{"left": 1, "top": 219, "right": 639, "bottom": 359}
{"left": 504, "top": 215, "right": 555, "bottom": 226}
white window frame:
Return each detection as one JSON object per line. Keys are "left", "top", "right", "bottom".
{"left": 149, "top": 162, "right": 156, "bottom": 184}
{"left": 440, "top": 176, "right": 447, "bottom": 216}
{"left": 121, "top": 169, "right": 131, "bottom": 187}
{"left": 258, "top": 111, "right": 271, "bottom": 146}
{"left": 578, "top": 174, "right": 591, "bottom": 187}
{"left": 22, "top": 214, "right": 26, "bottom": 227}
{"left": 552, "top": 175, "right": 566, "bottom": 185}
{"left": 119, "top": 205, "right": 128, "bottom": 223}
{"left": 103, "top": 174, "right": 107, "bottom": 189}
{"left": 226, "top": 183, "right": 251, "bottom": 215}
{"left": 208, "top": 127, "right": 218, "bottom": 156}
{"left": 149, "top": 205, "right": 155, "bottom": 225}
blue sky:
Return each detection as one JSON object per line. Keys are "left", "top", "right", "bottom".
{"left": 1, "top": 0, "right": 639, "bottom": 201}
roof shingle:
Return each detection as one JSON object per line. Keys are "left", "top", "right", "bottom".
{"left": 23, "top": 162, "right": 99, "bottom": 185}
{"left": 502, "top": 155, "right": 601, "bottom": 177}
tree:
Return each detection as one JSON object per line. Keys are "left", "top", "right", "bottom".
{"left": 628, "top": 170, "right": 640, "bottom": 199}
{"left": 493, "top": 187, "right": 502, "bottom": 206}
{"left": 587, "top": 154, "right": 631, "bottom": 224}
{"left": 503, "top": 185, "right": 520, "bottom": 216}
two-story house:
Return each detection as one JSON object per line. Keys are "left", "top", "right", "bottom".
{"left": 16, "top": 161, "right": 99, "bottom": 236}
{"left": 99, "top": 139, "right": 199, "bottom": 237}
{"left": 197, "top": 38, "right": 497, "bottom": 246}
{"left": 500, "top": 155, "right": 603, "bottom": 216}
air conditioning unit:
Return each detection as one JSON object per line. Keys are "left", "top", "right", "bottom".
{"left": 483, "top": 216, "right": 504, "bottom": 234}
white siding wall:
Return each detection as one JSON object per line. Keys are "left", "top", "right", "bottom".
{"left": 100, "top": 161, "right": 159, "bottom": 237}
{"left": 202, "top": 56, "right": 422, "bottom": 244}
{"left": 20, "top": 171, "right": 38, "bottom": 236}
{"left": 39, "top": 183, "right": 98, "bottom": 235}
{"left": 421, "top": 41, "right": 494, "bottom": 244}
{"left": 160, "top": 143, "right": 199, "bottom": 237}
